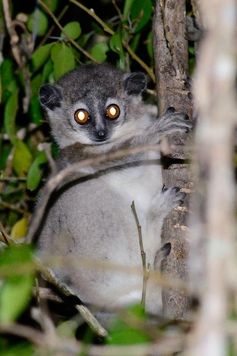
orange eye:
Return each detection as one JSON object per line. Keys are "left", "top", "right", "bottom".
{"left": 74, "top": 109, "right": 90, "bottom": 125}
{"left": 105, "top": 104, "right": 120, "bottom": 120}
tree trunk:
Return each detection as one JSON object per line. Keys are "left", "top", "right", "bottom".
{"left": 153, "top": 0, "right": 193, "bottom": 319}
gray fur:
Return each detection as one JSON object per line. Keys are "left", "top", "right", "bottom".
{"left": 37, "top": 64, "right": 191, "bottom": 320}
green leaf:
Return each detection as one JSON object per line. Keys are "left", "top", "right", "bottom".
{"left": 31, "top": 73, "right": 43, "bottom": 97}
{"left": 61, "top": 21, "right": 81, "bottom": 40}
{"left": 27, "top": 9, "right": 48, "bottom": 37}
{"left": 0, "top": 343, "right": 34, "bottom": 356}
{"left": 29, "top": 96, "right": 43, "bottom": 125}
{"left": 0, "top": 245, "right": 34, "bottom": 324}
{"left": 109, "top": 32, "right": 126, "bottom": 69}
{"left": 44, "top": 0, "right": 58, "bottom": 12}
{"left": 90, "top": 42, "right": 108, "bottom": 62}
{"left": 11, "top": 217, "right": 28, "bottom": 241}
{"left": 27, "top": 151, "right": 47, "bottom": 191}
{"left": 42, "top": 58, "right": 53, "bottom": 82}
{"left": 31, "top": 43, "right": 53, "bottom": 72}
{"left": 123, "top": 0, "right": 135, "bottom": 17}
{"left": 108, "top": 305, "right": 150, "bottom": 345}
{"left": 12, "top": 140, "right": 33, "bottom": 176}
{"left": 130, "top": 33, "right": 141, "bottom": 52}
{"left": 51, "top": 43, "right": 76, "bottom": 80}
{"left": 4, "top": 88, "right": 18, "bottom": 143}
{"left": 130, "top": 0, "right": 153, "bottom": 32}
{"left": 0, "top": 59, "right": 14, "bottom": 92}
{"left": 110, "top": 32, "right": 123, "bottom": 54}
{"left": 146, "top": 31, "right": 153, "bottom": 59}
{"left": 0, "top": 145, "right": 11, "bottom": 170}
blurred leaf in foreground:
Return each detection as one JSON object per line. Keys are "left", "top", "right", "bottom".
{"left": 0, "top": 245, "right": 34, "bottom": 324}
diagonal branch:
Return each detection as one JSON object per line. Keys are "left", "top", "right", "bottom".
{"left": 26, "top": 144, "right": 163, "bottom": 243}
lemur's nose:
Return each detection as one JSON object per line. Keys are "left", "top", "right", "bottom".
{"left": 97, "top": 130, "right": 106, "bottom": 137}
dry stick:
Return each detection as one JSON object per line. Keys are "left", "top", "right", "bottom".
{"left": 0, "top": 324, "right": 46, "bottom": 347}
{"left": 40, "top": 253, "right": 190, "bottom": 293}
{"left": 68, "top": 0, "right": 155, "bottom": 81}
{"left": 0, "top": 177, "right": 27, "bottom": 183}
{"left": 38, "top": 0, "right": 97, "bottom": 63}
{"left": 33, "top": 287, "right": 63, "bottom": 303}
{"left": 0, "top": 200, "right": 26, "bottom": 214}
{"left": 0, "top": 321, "right": 185, "bottom": 356}
{"left": 0, "top": 221, "right": 11, "bottom": 245}
{"left": 35, "top": 258, "right": 108, "bottom": 338}
{"left": 2, "top": 0, "right": 21, "bottom": 66}
{"left": 69, "top": 0, "right": 114, "bottom": 35}
{"left": 131, "top": 201, "right": 150, "bottom": 307}
{"left": 2, "top": 0, "right": 31, "bottom": 112}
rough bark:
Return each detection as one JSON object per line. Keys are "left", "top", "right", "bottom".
{"left": 187, "top": 0, "right": 237, "bottom": 354}
{"left": 153, "top": 0, "right": 193, "bottom": 319}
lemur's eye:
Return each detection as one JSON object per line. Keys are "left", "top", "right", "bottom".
{"left": 74, "top": 109, "right": 90, "bottom": 125}
{"left": 105, "top": 104, "right": 120, "bottom": 120}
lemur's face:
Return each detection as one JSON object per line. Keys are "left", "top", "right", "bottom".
{"left": 39, "top": 64, "right": 147, "bottom": 148}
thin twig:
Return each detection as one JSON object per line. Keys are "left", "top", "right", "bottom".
{"left": 2, "top": 0, "right": 21, "bottom": 66}
{"left": 38, "top": 0, "right": 97, "bottom": 63}
{"left": 37, "top": 253, "right": 190, "bottom": 293}
{"left": 35, "top": 258, "right": 108, "bottom": 337}
{"left": 0, "top": 324, "right": 46, "bottom": 347}
{"left": 0, "top": 321, "right": 185, "bottom": 355}
{"left": 131, "top": 201, "right": 150, "bottom": 307}
{"left": 0, "top": 176, "right": 27, "bottom": 183}
{"left": 76, "top": 305, "right": 108, "bottom": 338}
{"left": 112, "top": 0, "right": 123, "bottom": 20}
{"left": 0, "top": 200, "right": 26, "bottom": 214}
{"left": 38, "top": 4, "right": 69, "bottom": 47}
{"left": 68, "top": 0, "right": 155, "bottom": 81}
{"left": 38, "top": 143, "right": 57, "bottom": 174}
{"left": 33, "top": 287, "right": 63, "bottom": 303}
{"left": 3, "top": 0, "right": 31, "bottom": 112}
{"left": 0, "top": 221, "right": 11, "bottom": 245}
{"left": 69, "top": 0, "right": 114, "bottom": 35}
{"left": 123, "top": 41, "right": 155, "bottom": 82}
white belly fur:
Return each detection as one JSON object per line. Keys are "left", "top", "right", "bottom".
{"left": 103, "top": 156, "right": 163, "bottom": 313}
{"left": 104, "top": 153, "right": 163, "bottom": 256}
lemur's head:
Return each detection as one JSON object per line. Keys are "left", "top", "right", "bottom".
{"left": 39, "top": 64, "right": 147, "bottom": 148}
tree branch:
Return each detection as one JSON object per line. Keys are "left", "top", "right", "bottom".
{"left": 38, "top": 0, "right": 97, "bottom": 63}
{"left": 68, "top": 0, "right": 155, "bottom": 81}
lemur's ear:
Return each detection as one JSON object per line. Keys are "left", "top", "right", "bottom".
{"left": 124, "top": 72, "right": 147, "bottom": 95}
{"left": 39, "top": 84, "right": 62, "bottom": 110}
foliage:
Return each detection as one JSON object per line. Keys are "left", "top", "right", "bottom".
{"left": 0, "top": 0, "right": 156, "bottom": 237}
{"left": 0, "top": 244, "right": 34, "bottom": 324}
{"left": 0, "top": 0, "right": 196, "bottom": 352}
